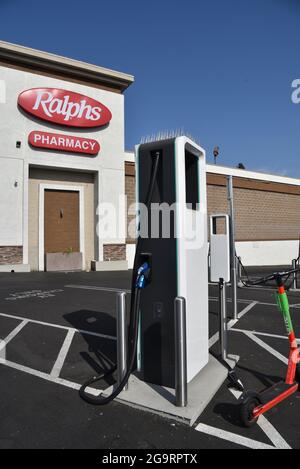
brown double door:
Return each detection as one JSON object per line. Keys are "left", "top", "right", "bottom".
{"left": 44, "top": 189, "right": 80, "bottom": 254}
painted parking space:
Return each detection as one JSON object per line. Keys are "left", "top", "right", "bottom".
{"left": 6, "top": 322, "right": 67, "bottom": 374}
{"left": 0, "top": 311, "right": 118, "bottom": 392}
{"left": 0, "top": 309, "right": 291, "bottom": 449}
{"left": 0, "top": 271, "right": 299, "bottom": 449}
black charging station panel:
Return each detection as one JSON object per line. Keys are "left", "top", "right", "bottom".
{"left": 136, "top": 139, "right": 178, "bottom": 389}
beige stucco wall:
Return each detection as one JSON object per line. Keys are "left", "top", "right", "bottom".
{"left": 29, "top": 168, "right": 95, "bottom": 271}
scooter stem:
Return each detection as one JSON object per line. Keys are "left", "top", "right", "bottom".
{"left": 276, "top": 279, "right": 300, "bottom": 385}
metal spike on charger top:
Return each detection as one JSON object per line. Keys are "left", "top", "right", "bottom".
{"left": 140, "top": 129, "right": 201, "bottom": 146}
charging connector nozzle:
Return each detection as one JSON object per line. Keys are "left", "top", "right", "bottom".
{"left": 136, "top": 262, "right": 150, "bottom": 289}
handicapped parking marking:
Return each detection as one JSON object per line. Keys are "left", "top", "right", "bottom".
{"left": 5, "top": 289, "right": 64, "bottom": 301}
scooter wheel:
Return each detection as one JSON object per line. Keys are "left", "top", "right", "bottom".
{"left": 239, "top": 392, "right": 261, "bottom": 428}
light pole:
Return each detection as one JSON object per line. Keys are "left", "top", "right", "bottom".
{"left": 213, "top": 146, "right": 220, "bottom": 165}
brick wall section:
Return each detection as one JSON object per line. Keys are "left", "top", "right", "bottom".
{"left": 0, "top": 246, "right": 23, "bottom": 265}
{"left": 125, "top": 165, "right": 300, "bottom": 242}
{"left": 207, "top": 179, "right": 300, "bottom": 241}
{"left": 125, "top": 162, "right": 136, "bottom": 243}
{"left": 234, "top": 188, "right": 300, "bottom": 241}
{"left": 207, "top": 185, "right": 228, "bottom": 216}
{"left": 103, "top": 244, "right": 126, "bottom": 261}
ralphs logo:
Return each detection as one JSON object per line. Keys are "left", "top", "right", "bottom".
{"left": 18, "top": 88, "right": 112, "bottom": 128}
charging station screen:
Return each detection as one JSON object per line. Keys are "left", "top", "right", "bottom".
{"left": 185, "top": 150, "right": 199, "bottom": 210}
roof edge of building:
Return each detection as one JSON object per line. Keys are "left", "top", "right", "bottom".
{"left": 206, "top": 164, "right": 300, "bottom": 187}
{"left": 0, "top": 41, "right": 134, "bottom": 92}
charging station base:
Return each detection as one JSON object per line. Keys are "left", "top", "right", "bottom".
{"left": 104, "top": 354, "right": 227, "bottom": 427}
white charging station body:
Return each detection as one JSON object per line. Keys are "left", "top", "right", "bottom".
{"left": 135, "top": 136, "right": 209, "bottom": 387}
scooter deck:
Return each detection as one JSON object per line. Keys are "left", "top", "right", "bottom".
{"left": 259, "top": 381, "right": 298, "bottom": 405}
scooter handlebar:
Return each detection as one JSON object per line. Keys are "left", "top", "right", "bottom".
{"left": 246, "top": 268, "right": 300, "bottom": 287}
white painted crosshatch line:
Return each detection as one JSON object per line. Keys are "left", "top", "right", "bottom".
{"left": 0, "top": 340, "right": 6, "bottom": 359}
{"left": 0, "top": 80, "right": 6, "bottom": 103}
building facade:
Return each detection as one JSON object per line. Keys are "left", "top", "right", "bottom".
{"left": 0, "top": 41, "right": 134, "bottom": 272}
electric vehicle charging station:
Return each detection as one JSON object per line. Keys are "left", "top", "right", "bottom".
{"left": 80, "top": 135, "right": 228, "bottom": 425}
{"left": 110, "top": 136, "right": 227, "bottom": 424}
{"left": 135, "top": 136, "right": 209, "bottom": 388}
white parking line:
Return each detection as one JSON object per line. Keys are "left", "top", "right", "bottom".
{"left": 209, "top": 332, "right": 220, "bottom": 348}
{"left": 50, "top": 329, "right": 75, "bottom": 378}
{"left": 0, "top": 341, "right": 5, "bottom": 359}
{"left": 65, "top": 285, "right": 131, "bottom": 294}
{"left": 195, "top": 423, "right": 275, "bottom": 449}
{"left": 258, "top": 415, "right": 291, "bottom": 450}
{"left": 0, "top": 358, "right": 102, "bottom": 397}
{"left": 231, "top": 328, "right": 300, "bottom": 344}
{"left": 0, "top": 312, "right": 116, "bottom": 341}
{"left": 209, "top": 297, "right": 252, "bottom": 304}
{"left": 0, "top": 319, "right": 29, "bottom": 353}
{"left": 209, "top": 302, "right": 257, "bottom": 348}
{"left": 209, "top": 297, "right": 279, "bottom": 307}
{"left": 209, "top": 319, "right": 238, "bottom": 348}
{"left": 242, "top": 331, "right": 288, "bottom": 365}
{"left": 238, "top": 301, "right": 258, "bottom": 319}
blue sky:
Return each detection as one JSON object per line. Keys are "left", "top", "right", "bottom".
{"left": 0, "top": 0, "right": 299, "bottom": 176}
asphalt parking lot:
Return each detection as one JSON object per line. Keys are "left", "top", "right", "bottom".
{"left": 0, "top": 268, "right": 300, "bottom": 449}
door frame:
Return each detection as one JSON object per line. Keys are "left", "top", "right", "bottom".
{"left": 39, "top": 184, "right": 85, "bottom": 271}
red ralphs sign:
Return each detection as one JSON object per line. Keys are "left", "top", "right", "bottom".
{"left": 29, "top": 131, "right": 100, "bottom": 155}
{"left": 18, "top": 88, "right": 112, "bottom": 128}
